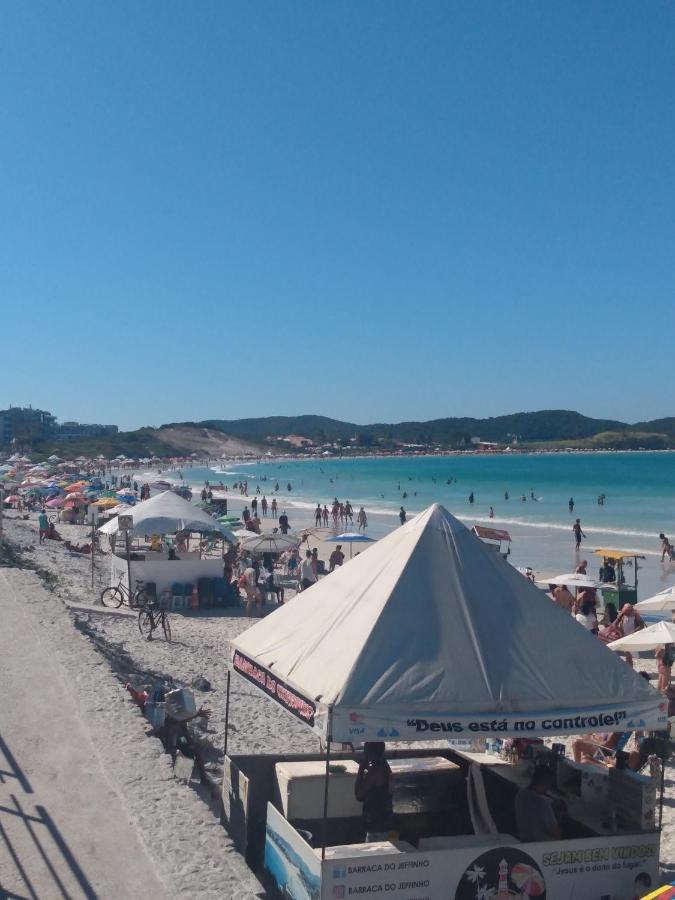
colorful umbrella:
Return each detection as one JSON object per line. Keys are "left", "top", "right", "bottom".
{"left": 510, "top": 863, "right": 545, "bottom": 896}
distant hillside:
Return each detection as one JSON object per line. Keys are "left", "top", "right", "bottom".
{"left": 633, "top": 417, "right": 675, "bottom": 436}
{"left": 193, "top": 410, "right": 627, "bottom": 446}
{"left": 31, "top": 425, "right": 263, "bottom": 460}
{"left": 23, "top": 409, "right": 675, "bottom": 459}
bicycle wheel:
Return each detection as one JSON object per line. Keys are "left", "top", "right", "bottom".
{"left": 138, "top": 609, "right": 154, "bottom": 637}
{"left": 161, "top": 612, "right": 172, "bottom": 642}
{"left": 101, "top": 586, "right": 124, "bottom": 608}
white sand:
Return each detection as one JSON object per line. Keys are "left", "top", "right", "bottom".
{"left": 2, "top": 508, "right": 674, "bottom": 884}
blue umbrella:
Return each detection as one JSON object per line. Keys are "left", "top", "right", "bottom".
{"left": 326, "top": 531, "right": 375, "bottom": 559}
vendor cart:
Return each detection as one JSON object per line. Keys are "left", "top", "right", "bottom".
{"left": 593, "top": 548, "right": 645, "bottom": 607}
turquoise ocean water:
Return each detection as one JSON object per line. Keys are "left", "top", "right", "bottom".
{"left": 155, "top": 452, "right": 675, "bottom": 601}
{"left": 181, "top": 452, "right": 675, "bottom": 553}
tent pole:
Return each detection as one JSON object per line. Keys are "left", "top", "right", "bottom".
{"left": 659, "top": 755, "right": 666, "bottom": 830}
{"left": 321, "top": 737, "right": 332, "bottom": 860}
{"left": 125, "top": 530, "right": 132, "bottom": 596}
{"left": 224, "top": 669, "right": 231, "bottom": 757}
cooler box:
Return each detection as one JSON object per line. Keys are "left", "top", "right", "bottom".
{"left": 274, "top": 760, "right": 361, "bottom": 819}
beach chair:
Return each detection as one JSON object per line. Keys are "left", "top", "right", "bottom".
{"left": 171, "top": 582, "right": 185, "bottom": 611}
{"left": 198, "top": 577, "right": 215, "bottom": 609}
{"left": 213, "top": 577, "right": 227, "bottom": 606}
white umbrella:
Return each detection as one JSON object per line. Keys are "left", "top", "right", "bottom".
{"left": 239, "top": 533, "right": 301, "bottom": 554}
{"left": 635, "top": 588, "right": 675, "bottom": 613}
{"left": 537, "top": 573, "right": 601, "bottom": 589}
{"left": 607, "top": 620, "right": 675, "bottom": 652}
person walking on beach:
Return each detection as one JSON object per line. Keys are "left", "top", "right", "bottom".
{"left": 251, "top": 496, "right": 258, "bottom": 516}
{"left": 399, "top": 507, "right": 407, "bottom": 526}
{"left": 322, "top": 505, "right": 329, "bottom": 526}
{"left": 357, "top": 506, "right": 368, "bottom": 532}
{"left": 314, "top": 504, "right": 322, "bottom": 527}
{"left": 572, "top": 518, "right": 586, "bottom": 551}
{"left": 660, "top": 533, "right": 672, "bottom": 562}
{"left": 279, "top": 511, "right": 290, "bottom": 534}
{"left": 261, "top": 495, "right": 268, "bottom": 517}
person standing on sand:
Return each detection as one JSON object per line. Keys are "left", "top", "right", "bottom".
{"left": 357, "top": 506, "right": 368, "bottom": 532}
{"left": 251, "top": 496, "right": 258, "bottom": 516}
{"left": 573, "top": 518, "right": 586, "bottom": 551}
{"left": 279, "top": 511, "right": 290, "bottom": 534}
{"left": 315, "top": 504, "right": 323, "bottom": 527}
{"left": 38, "top": 510, "right": 49, "bottom": 544}
{"left": 322, "top": 505, "right": 329, "bottom": 526}
{"left": 614, "top": 604, "right": 645, "bottom": 667}
{"left": 271, "top": 497, "right": 278, "bottom": 517}
{"left": 552, "top": 583, "right": 575, "bottom": 614}
{"left": 261, "top": 495, "right": 268, "bottom": 517}
{"left": 300, "top": 550, "right": 316, "bottom": 591}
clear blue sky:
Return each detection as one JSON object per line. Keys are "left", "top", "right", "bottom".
{"left": 1, "top": 1, "right": 673, "bottom": 430}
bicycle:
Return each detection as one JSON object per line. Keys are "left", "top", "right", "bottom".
{"left": 100, "top": 576, "right": 149, "bottom": 609}
{"left": 138, "top": 600, "right": 172, "bottom": 642}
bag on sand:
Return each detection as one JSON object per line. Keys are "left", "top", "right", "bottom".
{"left": 165, "top": 688, "right": 197, "bottom": 722}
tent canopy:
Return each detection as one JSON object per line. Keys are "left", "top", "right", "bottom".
{"left": 232, "top": 504, "right": 664, "bottom": 742}
{"left": 98, "top": 490, "right": 235, "bottom": 540}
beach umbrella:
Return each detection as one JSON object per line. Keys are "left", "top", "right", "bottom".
{"left": 45, "top": 497, "right": 65, "bottom": 508}
{"left": 635, "top": 588, "right": 675, "bottom": 613}
{"left": 326, "top": 531, "right": 376, "bottom": 558}
{"left": 239, "top": 533, "right": 301, "bottom": 554}
{"left": 94, "top": 496, "right": 119, "bottom": 509}
{"left": 539, "top": 573, "right": 601, "bottom": 590}
{"left": 607, "top": 621, "right": 675, "bottom": 652}
{"left": 4, "top": 494, "right": 20, "bottom": 503}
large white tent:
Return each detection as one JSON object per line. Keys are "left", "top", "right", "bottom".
{"left": 232, "top": 504, "right": 664, "bottom": 742}
{"left": 99, "top": 490, "right": 235, "bottom": 540}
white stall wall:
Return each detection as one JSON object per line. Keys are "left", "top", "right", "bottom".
{"left": 110, "top": 553, "right": 223, "bottom": 595}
